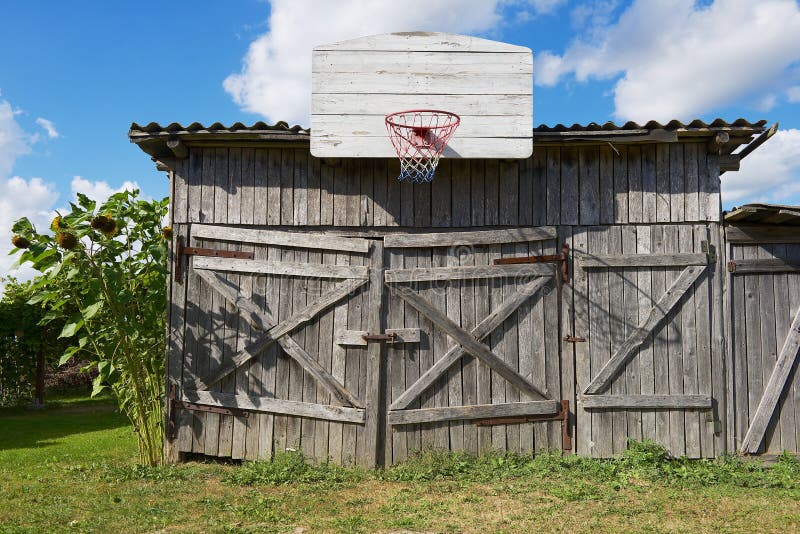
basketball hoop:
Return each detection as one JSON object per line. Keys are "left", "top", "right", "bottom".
{"left": 385, "top": 110, "right": 460, "bottom": 183}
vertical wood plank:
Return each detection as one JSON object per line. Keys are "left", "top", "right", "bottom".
{"left": 579, "top": 146, "right": 600, "bottom": 225}
{"left": 670, "top": 144, "right": 685, "bottom": 222}
{"left": 681, "top": 225, "right": 701, "bottom": 458}
{"left": 320, "top": 159, "right": 335, "bottom": 226}
{"left": 613, "top": 145, "right": 629, "bottom": 224}
{"left": 609, "top": 225, "right": 630, "bottom": 453}
{"left": 499, "top": 160, "right": 519, "bottom": 226}
{"left": 346, "top": 159, "right": 361, "bottom": 227}
{"left": 651, "top": 226, "right": 671, "bottom": 449}
{"left": 446, "top": 245, "right": 464, "bottom": 451}
{"left": 470, "top": 160, "right": 485, "bottom": 227}
{"left": 642, "top": 145, "right": 657, "bottom": 224}
{"left": 665, "top": 225, "right": 686, "bottom": 456}
{"left": 693, "top": 224, "right": 714, "bottom": 458}
{"left": 531, "top": 148, "right": 547, "bottom": 226}
{"left": 484, "top": 160, "right": 499, "bottom": 226}
{"left": 503, "top": 242, "right": 520, "bottom": 453}
{"left": 573, "top": 227, "right": 591, "bottom": 455}
{"left": 342, "top": 249, "right": 362, "bottom": 464}
{"left": 279, "top": 148, "right": 296, "bottom": 226}
{"left": 634, "top": 225, "right": 654, "bottom": 444}
{"left": 363, "top": 240, "right": 384, "bottom": 467}
{"left": 452, "top": 159, "right": 472, "bottom": 227}
{"left": 373, "top": 159, "right": 389, "bottom": 227}
{"left": 559, "top": 225, "right": 576, "bottom": 453}
{"left": 333, "top": 160, "right": 349, "bottom": 227}
{"left": 560, "top": 147, "right": 579, "bottom": 225}
{"left": 684, "top": 144, "right": 700, "bottom": 222}
{"left": 475, "top": 246, "right": 492, "bottom": 453}
{"left": 387, "top": 249, "right": 407, "bottom": 463}
{"left": 460, "top": 245, "right": 479, "bottom": 455}
{"left": 187, "top": 149, "right": 203, "bottom": 223}
{"left": 385, "top": 159, "right": 401, "bottom": 227}
{"left": 588, "top": 226, "right": 612, "bottom": 457}
{"left": 431, "top": 159, "right": 452, "bottom": 227}
{"left": 300, "top": 251, "right": 320, "bottom": 461}
{"left": 627, "top": 146, "right": 643, "bottom": 224}
{"left": 488, "top": 243, "right": 506, "bottom": 450}
{"left": 518, "top": 155, "right": 533, "bottom": 226}
{"left": 253, "top": 149, "right": 269, "bottom": 226}
{"left": 267, "top": 149, "right": 281, "bottom": 226}
{"left": 307, "top": 155, "right": 321, "bottom": 226}
{"left": 656, "top": 144, "right": 671, "bottom": 223}
{"left": 546, "top": 148, "right": 561, "bottom": 226}
{"left": 328, "top": 251, "right": 348, "bottom": 464}
{"left": 431, "top": 248, "right": 449, "bottom": 450}
{"left": 293, "top": 148, "right": 308, "bottom": 226}
{"left": 598, "top": 145, "right": 614, "bottom": 225}
{"left": 705, "top": 153, "right": 721, "bottom": 222}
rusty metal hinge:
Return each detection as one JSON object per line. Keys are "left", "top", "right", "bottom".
{"left": 475, "top": 400, "right": 572, "bottom": 453}
{"left": 727, "top": 261, "right": 737, "bottom": 273}
{"left": 563, "top": 335, "right": 586, "bottom": 343}
{"left": 361, "top": 332, "right": 398, "bottom": 343}
{"left": 494, "top": 243, "right": 570, "bottom": 284}
{"left": 174, "top": 235, "right": 255, "bottom": 282}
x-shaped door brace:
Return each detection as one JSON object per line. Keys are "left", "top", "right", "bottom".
{"left": 190, "top": 270, "right": 366, "bottom": 408}
{"left": 582, "top": 263, "right": 708, "bottom": 395}
{"left": 386, "top": 276, "right": 554, "bottom": 410}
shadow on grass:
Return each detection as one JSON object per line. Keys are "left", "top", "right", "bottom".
{"left": 0, "top": 403, "right": 128, "bottom": 452}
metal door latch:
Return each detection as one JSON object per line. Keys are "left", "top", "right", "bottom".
{"left": 174, "top": 235, "right": 255, "bottom": 281}
{"left": 563, "top": 335, "right": 586, "bottom": 343}
{"left": 494, "top": 243, "right": 571, "bottom": 283}
{"left": 361, "top": 332, "right": 398, "bottom": 343}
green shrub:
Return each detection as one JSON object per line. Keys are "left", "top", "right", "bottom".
{"left": 223, "top": 451, "right": 368, "bottom": 487}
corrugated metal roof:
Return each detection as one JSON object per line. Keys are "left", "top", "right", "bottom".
{"left": 724, "top": 203, "right": 800, "bottom": 226}
{"left": 129, "top": 121, "right": 309, "bottom": 136}
{"left": 533, "top": 118, "right": 767, "bottom": 132}
{"left": 129, "top": 118, "right": 768, "bottom": 161}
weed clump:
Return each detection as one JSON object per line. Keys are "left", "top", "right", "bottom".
{"left": 220, "top": 442, "right": 800, "bottom": 491}
{"left": 223, "top": 450, "right": 367, "bottom": 487}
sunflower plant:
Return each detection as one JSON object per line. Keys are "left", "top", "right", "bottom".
{"left": 11, "top": 190, "right": 169, "bottom": 466}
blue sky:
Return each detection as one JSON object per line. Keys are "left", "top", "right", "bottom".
{"left": 2, "top": 0, "right": 799, "bottom": 279}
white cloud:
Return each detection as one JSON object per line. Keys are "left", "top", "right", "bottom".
{"left": 35, "top": 117, "right": 59, "bottom": 139}
{"left": 537, "top": 0, "right": 800, "bottom": 122}
{"left": 71, "top": 176, "right": 140, "bottom": 205}
{"left": 0, "top": 97, "right": 142, "bottom": 290}
{"left": 223, "top": 0, "right": 507, "bottom": 125}
{"left": 723, "top": 129, "right": 800, "bottom": 205}
{"left": 0, "top": 100, "right": 31, "bottom": 178}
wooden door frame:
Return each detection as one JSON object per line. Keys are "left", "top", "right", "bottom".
{"left": 575, "top": 245, "right": 716, "bottom": 409}
{"left": 382, "top": 227, "right": 563, "bottom": 427}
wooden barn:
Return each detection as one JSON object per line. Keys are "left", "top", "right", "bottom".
{"left": 128, "top": 32, "right": 798, "bottom": 466}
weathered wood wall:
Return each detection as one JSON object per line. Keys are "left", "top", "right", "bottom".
{"left": 728, "top": 241, "right": 800, "bottom": 454}
{"left": 166, "top": 140, "right": 733, "bottom": 464}
{"left": 170, "top": 143, "right": 721, "bottom": 228}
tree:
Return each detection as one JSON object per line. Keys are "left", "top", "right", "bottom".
{"left": 11, "top": 190, "right": 170, "bottom": 465}
{"left": 0, "top": 277, "right": 69, "bottom": 406}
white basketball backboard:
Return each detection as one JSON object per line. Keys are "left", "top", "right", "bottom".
{"left": 310, "top": 32, "right": 533, "bottom": 159}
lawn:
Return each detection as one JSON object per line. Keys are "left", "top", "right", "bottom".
{"left": 1, "top": 394, "right": 799, "bottom": 533}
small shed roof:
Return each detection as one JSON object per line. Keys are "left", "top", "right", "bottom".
{"left": 129, "top": 117, "right": 767, "bottom": 162}
{"left": 724, "top": 203, "right": 800, "bottom": 226}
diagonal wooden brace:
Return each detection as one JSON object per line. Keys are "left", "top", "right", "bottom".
{"left": 390, "top": 276, "right": 551, "bottom": 410}
{"left": 583, "top": 264, "right": 707, "bottom": 395}
{"left": 192, "top": 270, "right": 366, "bottom": 408}
{"left": 740, "top": 305, "right": 800, "bottom": 453}
{"left": 388, "top": 283, "right": 550, "bottom": 401}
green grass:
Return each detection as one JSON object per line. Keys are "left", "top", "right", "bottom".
{"left": 1, "top": 395, "right": 800, "bottom": 533}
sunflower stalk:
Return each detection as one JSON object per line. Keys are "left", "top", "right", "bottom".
{"left": 10, "top": 191, "right": 169, "bottom": 466}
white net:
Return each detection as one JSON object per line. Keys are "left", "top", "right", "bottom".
{"left": 385, "top": 110, "right": 460, "bottom": 183}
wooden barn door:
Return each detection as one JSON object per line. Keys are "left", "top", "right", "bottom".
{"left": 728, "top": 240, "right": 800, "bottom": 454}
{"left": 572, "top": 224, "right": 721, "bottom": 458}
{"left": 382, "top": 227, "right": 566, "bottom": 464}
{"left": 172, "top": 224, "right": 383, "bottom": 466}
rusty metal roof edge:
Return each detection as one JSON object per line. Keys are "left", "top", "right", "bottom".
{"left": 128, "top": 118, "right": 767, "bottom": 140}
